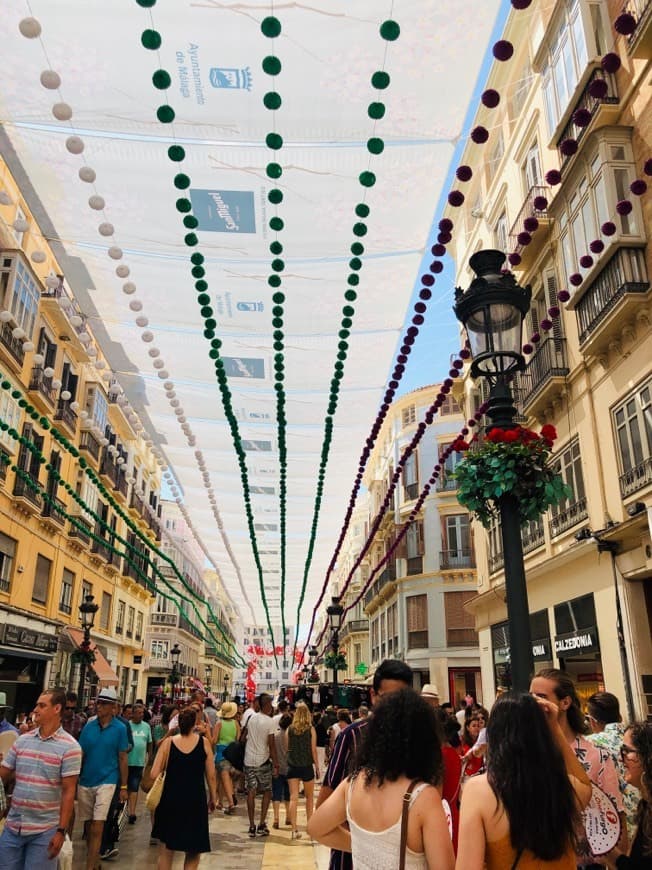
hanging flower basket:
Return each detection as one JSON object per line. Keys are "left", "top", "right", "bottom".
{"left": 324, "top": 652, "right": 347, "bottom": 672}
{"left": 71, "top": 647, "right": 96, "bottom": 667}
{"left": 453, "top": 424, "right": 572, "bottom": 529}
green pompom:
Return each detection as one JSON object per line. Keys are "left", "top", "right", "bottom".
{"left": 204, "top": 328, "right": 215, "bottom": 339}
{"left": 266, "top": 133, "right": 283, "bottom": 151}
{"left": 184, "top": 232, "right": 198, "bottom": 246}
{"left": 266, "top": 162, "right": 282, "bottom": 179}
{"left": 211, "top": 338, "right": 222, "bottom": 349}
{"left": 371, "top": 71, "right": 390, "bottom": 90}
{"left": 262, "top": 55, "right": 282, "bottom": 76}
{"left": 209, "top": 348, "right": 219, "bottom": 360}
{"left": 168, "top": 144, "right": 185, "bottom": 161}
{"left": 351, "top": 242, "right": 364, "bottom": 255}
{"left": 268, "top": 275, "right": 281, "bottom": 287}
{"left": 157, "top": 105, "right": 175, "bottom": 123}
{"left": 136, "top": 0, "right": 157, "bottom": 7}
{"left": 342, "top": 305, "right": 355, "bottom": 317}
{"left": 141, "top": 29, "right": 162, "bottom": 50}
{"left": 353, "top": 222, "right": 368, "bottom": 237}
{"left": 271, "top": 258, "right": 285, "bottom": 272}
{"left": 191, "top": 265, "right": 205, "bottom": 278}
{"left": 359, "top": 171, "right": 376, "bottom": 188}
{"left": 183, "top": 215, "right": 199, "bottom": 229}
{"left": 197, "top": 293, "right": 211, "bottom": 305}
{"left": 261, "top": 16, "right": 282, "bottom": 37}
{"left": 269, "top": 216, "right": 284, "bottom": 231}
{"left": 347, "top": 274, "right": 359, "bottom": 286}
{"left": 270, "top": 241, "right": 283, "bottom": 255}
{"left": 344, "top": 289, "right": 357, "bottom": 301}
{"left": 263, "top": 91, "right": 282, "bottom": 110}
{"left": 195, "top": 280, "right": 208, "bottom": 291}
{"left": 367, "top": 137, "right": 385, "bottom": 155}
{"left": 349, "top": 257, "right": 362, "bottom": 270}
{"left": 176, "top": 198, "right": 192, "bottom": 212}
{"left": 272, "top": 292, "right": 285, "bottom": 304}
{"left": 272, "top": 317, "right": 283, "bottom": 328}
{"left": 205, "top": 318, "right": 217, "bottom": 330}
{"left": 380, "top": 20, "right": 400, "bottom": 41}
{"left": 268, "top": 189, "right": 283, "bottom": 205}
{"left": 153, "top": 69, "right": 172, "bottom": 89}
{"left": 200, "top": 306, "right": 213, "bottom": 318}
{"left": 174, "top": 174, "right": 191, "bottom": 190}
{"left": 355, "top": 203, "right": 370, "bottom": 218}
{"left": 368, "top": 102, "right": 386, "bottom": 119}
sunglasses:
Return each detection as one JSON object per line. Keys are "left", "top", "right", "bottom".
{"left": 65, "top": 706, "right": 77, "bottom": 711}
{"left": 620, "top": 745, "right": 639, "bottom": 761}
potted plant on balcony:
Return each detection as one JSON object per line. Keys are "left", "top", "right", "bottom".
{"left": 453, "top": 424, "right": 571, "bottom": 528}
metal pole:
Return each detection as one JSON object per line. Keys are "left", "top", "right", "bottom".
{"left": 332, "top": 629, "right": 339, "bottom": 703}
{"left": 77, "top": 629, "right": 90, "bottom": 709}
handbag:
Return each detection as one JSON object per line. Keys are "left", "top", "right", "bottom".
{"left": 223, "top": 740, "right": 245, "bottom": 771}
{"left": 398, "top": 780, "right": 419, "bottom": 870}
{"left": 140, "top": 760, "right": 154, "bottom": 793}
{"left": 145, "top": 772, "right": 165, "bottom": 812}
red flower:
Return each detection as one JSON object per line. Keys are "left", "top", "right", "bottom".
{"left": 540, "top": 424, "right": 557, "bottom": 441}
{"left": 503, "top": 429, "right": 520, "bottom": 442}
{"left": 486, "top": 428, "right": 504, "bottom": 442}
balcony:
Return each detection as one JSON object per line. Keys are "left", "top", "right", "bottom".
{"left": 518, "top": 337, "right": 569, "bottom": 419}
{"left": 129, "top": 489, "right": 146, "bottom": 520}
{"left": 623, "top": 0, "right": 652, "bottom": 59}
{"left": 100, "top": 452, "right": 120, "bottom": 488}
{"left": 522, "top": 520, "right": 545, "bottom": 555}
{"left": 0, "top": 448, "right": 10, "bottom": 483}
{"left": 54, "top": 399, "right": 77, "bottom": 433}
{"left": 68, "top": 514, "right": 92, "bottom": 545}
{"left": 556, "top": 68, "right": 619, "bottom": 171}
{"left": 436, "top": 475, "right": 458, "bottom": 493}
{"left": 508, "top": 185, "right": 553, "bottom": 269}
{"left": 40, "top": 284, "right": 91, "bottom": 363}
{"left": 90, "top": 526, "right": 112, "bottom": 562}
{"left": 151, "top": 612, "right": 177, "bottom": 626}
{"left": 79, "top": 430, "right": 101, "bottom": 462}
{"left": 440, "top": 548, "right": 476, "bottom": 570}
{"left": 41, "top": 496, "right": 66, "bottom": 529}
{"left": 489, "top": 551, "right": 504, "bottom": 574}
{"left": 406, "top": 556, "right": 423, "bottom": 575}
{"left": 28, "top": 366, "right": 56, "bottom": 409}
{"left": 0, "top": 321, "right": 26, "bottom": 369}
{"left": 13, "top": 474, "right": 42, "bottom": 513}
{"left": 180, "top": 613, "right": 203, "bottom": 639}
{"left": 114, "top": 474, "right": 128, "bottom": 499}
{"left": 619, "top": 456, "right": 652, "bottom": 497}
{"left": 575, "top": 247, "right": 650, "bottom": 357}
{"left": 549, "top": 497, "right": 588, "bottom": 538}
{"left": 364, "top": 561, "right": 397, "bottom": 608}
{"left": 339, "top": 618, "right": 369, "bottom": 642}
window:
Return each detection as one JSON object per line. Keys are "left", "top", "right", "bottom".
{"left": 613, "top": 379, "right": 652, "bottom": 491}
{"left": 126, "top": 606, "right": 135, "bottom": 638}
{"left": 523, "top": 141, "right": 543, "bottom": 192}
{"left": 550, "top": 438, "right": 587, "bottom": 535}
{"left": 371, "top": 617, "right": 379, "bottom": 661}
{"left": 525, "top": 268, "right": 564, "bottom": 345}
{"left": 488, "top": 517, "right": 504, "bottom": 572}
{"left": 135, "top": 611, "right": 143, "bottom": 642}
{"left": 509, "top": 57, "right": 532, "bottom": 120}
{"left": 151, "top": 639, "right": 169, "bottom": 659}
{"left": 445, "top": 514, "right": 471, "bottom": 553}
{"left": 401, "top": 404, "right": 416, "bottom": 428}
{"left": 406, "top": 594, "right": 428, "bottom": 649}
{"left": 406, "top": 521, "right": 424, "bottom": 575}
{"left": 487, "top": 131, "right": 505, "bottom": 186}
{"left": 439, "top": 394, "right": 461, "bottom": 416}
{"left": 12, "top": 205, "right": 28, "bottom": 246}
{"left": 494, "top": 211, "right": 508, "bottom": 253}
{"left": 78, "top": 474, "right": 99, "bottom": 515}
{"left": 60, "top": 360, "right": 78, "bottom": 403}
{"left": 0, "top": 532, "right": 17, "bottom": 593}
{"left": 445, "top": 591, "right": 478, "bottom": 647}
{"left": 59, "top": 568, "right": 74, "bottom": 614}
{"left": 32, "top": 554, "right": 52, "bottom": 604}
{"left": 100, "top": 592, "right": 111, "bottom": 631}
{"left": 0, "top": 390, "right": 21, "bottom": 453}
{"left": 84, "top": 385, "right": 108, "bottom": 432}
{"left": 7, "top": 259, "right": 39, "bottom": 337}
{"left": 403, "top": 452, "right": 419, "bottom": 501}
{"left": 354, "top": 643, "right": 362, "bottom": 667}
{"left": 17, "top": 423, "right": 44, "bottom": 481}
{"left": 81, "top": 579, "right": 92, "bottom": 605}
{"left": 540, "top": 0, "right": 607, "bottom": 133}
{"left": 116, "top": 600, "right": 126, "bottom": 634}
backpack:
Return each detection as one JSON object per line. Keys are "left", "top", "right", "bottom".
{"left": 223, "top": 740, "right": 245, "bottom": 771}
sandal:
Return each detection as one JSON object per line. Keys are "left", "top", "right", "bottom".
{"left": 291, "top": 829, "right": 302, "bottom": 840}
{"left": 248, "top": 825, "right": 257, "bottom": 839}
{"left": 272, "top": 821, "right": 279, "bottom": 829}
{"left": 223, "top": 806, "right": 234, "bottom": 815}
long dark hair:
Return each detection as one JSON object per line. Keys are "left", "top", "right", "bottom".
{"left": 353, "top": 688, "right": 442, "bottom": 787}
{"left": 629, "top": 721, "right": 652, "bottom": 855}
{"left": 487, "top": 692, "right": 581, "bottom": 860}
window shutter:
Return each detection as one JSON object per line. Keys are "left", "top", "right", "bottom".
{"left": 18, "top": 423, "right": 32, "bottom": 471}
{"left": 444, "top": 591, "right": 476, "bottom": 630}
{"left": 417, "top": 520, "right": 424, "bottom": 555}
{"left": 545, "top": 269, "right": 564, "bottom": 347}
{"left": 395, "top": 525, "right": 407, "bottom": 558}
{"left": 32, "top": 554, "right": 51, "bottom": 604}
{"left": 406, "top": 594, "right": 427, "bottom": 631}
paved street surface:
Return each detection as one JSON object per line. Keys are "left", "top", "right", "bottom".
{"left": 71, "top": 792, "right": 330, "bottom": 869}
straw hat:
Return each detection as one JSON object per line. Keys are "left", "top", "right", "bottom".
{"left": 421, "top": 684, "right": 440, "bottom": 700}
{"left": 220, "top": 701, "right": 237, "bottom": 720}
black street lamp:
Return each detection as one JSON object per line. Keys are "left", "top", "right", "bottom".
{"left": 222, "top": 674, "right": 229, "bottom": 702}
{"left": 205, "top": 664, "right": 213, "bottom": 693}
{"left": 77, "top": 594, "right": 99, "bottom": 707}
{"left": 326, "top": 596, "right": 344, "bottom": 701}
{"left": 170, "top": 643, "right": 181, "bottom": 701}
{"left": 454, "top": 249, "right": 533, "bottom": 692}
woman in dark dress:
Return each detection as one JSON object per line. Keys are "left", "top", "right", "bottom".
{"left": 150, "top": 707, "right": 218, "bottom": 869}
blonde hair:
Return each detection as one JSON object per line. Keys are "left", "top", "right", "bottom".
{"left": 291, "top": 702, "right": 312, "bottom": 735}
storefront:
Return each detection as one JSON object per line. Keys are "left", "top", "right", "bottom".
{"left": 554, "top": 592, "right": 604, "bottom": 706}
{"left": 491, "top": 609, "right": 554, "bottom": 691}
{"left": 447, "top": 667, "right": 483, "bottom": 708}
{"left": 0, "top": 617, "right": 59, "bottom": 722}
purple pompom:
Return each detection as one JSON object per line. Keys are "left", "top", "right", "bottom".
{"left": 448, "top": 190, "right": 465, "bottom": 207}
{"left": 533, "top": 195, "right": 548, "bottom": 211}
{"left": 557, "top": 289, "right": 570, "bottom": 303}
{"left": 449, "top": 368, "right": 459, "bottom": 378}
{"left": 616, "top": 199, "right": 633, "bottom": 215}
{"left": 548, "top": 305, "right": 560, "bottom": 318}
{"left": 560, "top": 138, "right": 578, "bottom": 157}
{"left": 412, "top": 314, "right": 424, "bottom": 326}
{"left": 614, "top": 13, "right": 636, "bottom": 35}
{"left": 431, "top": 243, "right": 446, "bottom": 257}
{"left": 589, "top": 239, "right": 605, "bottom": 254}
{"left": 645, "top": 159, "right": 652, "bottom": 177}
{"left": 508, "top": 252, "right": 522, "bottom": 266}
{"left": 407, "top": 326, "right": 419, "bottom": 337}
{"left": 630, "top": 179, "right": 647, "bottom": 196}
{"left": 588, "top": 77, "right": 608, "bottom": 99}
{"left": 421, "top": 273, "right": 434, "bottom": 286}
{"left": 471, "top": 126, "right": 489, "bottom": 144}
{"left": 517, "top": 231, "right": 532, "bottom": 246}
{"left": 572, "top": 107, "right": 592, "bottom": 128}
{"left": 419, "top": 287, "right": 432, "bottom": 300}
{"left": 601, "top": 221, "right": 617, "bottom": 236}
{"left": 459, "top": 348, "right": 471, "bottom": 360}
{"left": 439, "top": 218, "right": 453, "bottom": 232}
{"left": 530, "top": 332, "right": 541, "bottom": 344}
{"left": 579, "top": 254, "right": 594, "bottom": 269}
{"left": 438, "top": 231, "right": 452, "bottom": 244}
{"left": 522, "top": 343, "right": 533, "bottom": 354}
{"left": 493, "top": 40, "right": 514, "bottom": 61}
{"left": 545, "top": 169, "right": 562, "bottom": 186}
{"left": 481, "top": 89, "right": 500, "bottom": 108}
{"left": 540, "top": 318, "right": 553, "bottom": 331}
{"left": 523, "top": 216, "right": 539, "bottom": 233}
{"left": 456, "top": 165, "right": 473, "bottom": 182}
{"left": 430, "top": 260, "right": 444, "bottom": 273}
{"left": 601, "top": 52, "right": 621, "bottom": 74}
{"left": 511, "top": 0, "right": 532, "bottom": 8}
{"left": 569, "top": 273, "right": 583, "bottom": 287}
{"left": 453, "top": 359, "right": 464, "bottom": 370}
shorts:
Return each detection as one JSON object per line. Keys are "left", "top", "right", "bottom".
{"left": 77, "top": 783, "right": 116, "bottom": 822}
{"left": 127, "top": 766, "right": 144, "bottom": 793}
{"left": 216, "top": 758, "right": 233, "bottom": 773}
{"left": 244, "top": 761, "right": 273, "bottom": 793}
{"left": 272, "top": 774, "right": 289, "bottom": 802}
{"left": 287, "top": 764, "right": 314, "bottom": 783}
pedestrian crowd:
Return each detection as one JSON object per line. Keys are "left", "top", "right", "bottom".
{"left": 0, "top": 662, "right": 651, "bottom": 868}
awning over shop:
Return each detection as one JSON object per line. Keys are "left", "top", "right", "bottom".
{"left": 65, "top": 628, "right": 119, "bottom": 686}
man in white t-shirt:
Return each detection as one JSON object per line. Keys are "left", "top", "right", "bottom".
{"left": 243, "top": 694, "right": 278, "bottom": 838}
{"left": 241, "top": 699, "right": 259, "bottom": 730}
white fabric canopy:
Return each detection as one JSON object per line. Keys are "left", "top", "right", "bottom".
{"left": 1, "top": 0, "right": 500, "bottom": 634}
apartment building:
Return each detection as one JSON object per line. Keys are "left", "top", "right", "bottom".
{"left": 0, "top": 154, "right": 164, "bottom": 712}
{"left": 358, "top": 386, "right": 481, "bottom": 704}
{"left": 233, "top": 622, "right": 294, "bottom": 700}
{"left": 442, "top": 0, "right": 652, "bottom": 715}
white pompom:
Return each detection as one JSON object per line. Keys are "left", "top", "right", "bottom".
{"left": 0, "top": 310, "right": 13, "bottom": 323}
{"left": 122, "top": 282, "right": 136, "bottom": 295}
{"left": 12, "top": 327, "right": 25, "bottom": 339}
{"left": 108, "top": 246, "right": 122, "bottom": 260}
{"left": 65, "top": 135, "right": 84, "bottom": 154}
{"left": 141, "top": 330, "right": 154, "bottom": 342}
{"left": 45, "top": 275, "right": 60, "bottom": 289}
{"left": 78, "top": 166, "right": 96, "bottom": 183}
{"left": 13, "top": 217, "right": 29, "bottom": 233}
{"left": 40, "top": 70, "right": 61, "bottom": 90}
{"left": 52, "top": 378, "right": 62, "bottom": 390}
{"left": 70, "top": 401, "right": 80, "bottom": 412}
{"left": 19, "top": 17, "right": 42, "bottom": 38}
{"left": 128, "top": 300, "right": 142, "bottom": 312}
{"left": 94, "top": 360, "right": 106, "bottom": 369}
{"left": 98, "top": 222, "right": 114, "bottom": 237}
{"left": 135, "top": 316, "right": 149, "bottom": 328}
{"left": 31, "top": 250, "right": 47, "bottom": 263}
{"left": 0, "top": 191, "right": 12, "bottom": 206}
{"left": 52, "top": 102, "right": 73, "bottom": 121}
{"left": 87, "top": 346, "right": 97, "bottom": 357}
{"left": 33, "top": 353, "right": 45, "bottom": 366}
{"left": 78, "top": 331, "right": 91, "bottom": 343}
{"left": 89, "top": 195, "right": 105, "bottom": 210}
{"left": 43, "top": 366, "right": 55, "bottom": 378}
{"left": 22, "top": 341, "right": 35, "bottom": 353}
{"left": 79, "top": 410, "right": 89, "bottom": 420}
{"left": 61, "top": 390, "right": 71, "bottom": 401}
{"left": 116, "top": 265, "right": 129, "bottom": 278}
{"left": 69, "top": 314, "right": 83, "bottom": 327}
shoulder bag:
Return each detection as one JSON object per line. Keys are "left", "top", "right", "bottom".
{"left": 398, "top": 780, "right": 420, "bottom": 870}
{"left": 145, "top": 740, "right": 170, "bottom": 812}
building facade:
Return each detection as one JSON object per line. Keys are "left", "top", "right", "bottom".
{"left": 443, "top": 0, "right": 652, "bottom": 716}
{"left": 233, "top": 622, "right": 294, "bottom": 701}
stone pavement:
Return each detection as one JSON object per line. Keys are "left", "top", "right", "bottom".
{"left": 70, "top": 791, "right": 331, "bottom": 869}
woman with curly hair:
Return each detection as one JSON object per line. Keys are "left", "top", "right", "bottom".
{"left": 600, "top": 721, "right": 652, "bottom": 868}
{"left": 307, "top": 689, "right": 455, "bottom": 868}
{"left": 456, "top": 692, "right": 591, "bottom": 869}
{"left": 285, "top": 702, "right": 319, "bottom": 839}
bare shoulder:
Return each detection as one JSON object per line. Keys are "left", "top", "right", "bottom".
{"left": 460, "top": 774, "right": 490, "bottom": 806}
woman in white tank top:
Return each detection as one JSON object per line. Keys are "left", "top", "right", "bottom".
{"left": 308, "top": 689, "right": 455, "bottom": 869}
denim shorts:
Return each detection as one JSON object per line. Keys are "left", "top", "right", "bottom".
{"left": 0, "top": 825, "right": 59, "bottom": 870}
{"left": 272, "top": 774, "right": 289, "bottom": 802}
{"left": 127, "top": 765, "right": 144, "bottom": 793}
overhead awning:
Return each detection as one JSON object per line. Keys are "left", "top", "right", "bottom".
{"left": 65, "top": 628, "right": 119, "bottom": 686}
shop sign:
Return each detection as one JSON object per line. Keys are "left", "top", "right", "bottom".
{"left": 493, "top": 638, "right": 551, "bottom": 662}
{"left": 0, "top": 623, "right": 59, "bottom": 654}
{"left": 554, "top": 627, "right": 599, "bottom": 655}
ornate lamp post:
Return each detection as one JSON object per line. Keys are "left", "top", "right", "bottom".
{"left": 204, "top": 663, "right": 213, "bottom": 694}
{"left": 77, "top": 594, "right": 99, "bottom": 707}
{"left": 454, "top": 249, "right": 533, "bottom": 691}
{"left": 326, "top": 596, "right": 344, "bottom": 700}
{"left": 170, "top": 643, "right": 181, "bottom": 701}
{"left": 222, "top": 674, "right": 229, "bottom": 702}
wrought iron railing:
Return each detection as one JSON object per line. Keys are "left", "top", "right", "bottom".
{"left": 519, "top": 337, "right": 569, "bottom": 408}
{"left": 29, "top": 366, "right": 56, "bottom": 404}
{"left": 403, "top": 482, "right": 419, "bottom": 501}
{"left": 577, "top": 247, "right": 649, "bottom": 344}
{"left": 622, "top": 0, "right": 652, "bottom": 47}
{"left": 69, "top": 515, "right": 92, "bottom": 544}
{"left": 557, "top": 68, "right": 618, "bottom": 167}
{"left": 522, "top": 520, "right": 545, "bottom": 554}
{"left": 54, "top": 399, "right": 77, "bottom": 431}
{"left": 13, "top": 474, "right": 42, "bottom": 507}
{"left": 549, "top": 497, "right": 588, "bottom": 538}
{"left": 339, "top": 619, "right": 369, "bottom": 641}
{"left": 436, "top": 475, "right": 458, "bottom": 492}
{"left": 440, "top": 548, "right": 476, "bottom": 569}
{"left": 508, "top": 184, "right": 551, "bottom": 252}
{"left": 364, "top": 561, "right": 397, "bottom": 606}
{"left": 100, "top": 452, "right": 120, "bottom": 487}
{"left": 0, "top": 321, "right": 26, "bottom": 366}
{"left": 489, "top": 551, "right": 504, "bottom": 573}
{"left": 80, "top": 430, "right": 101, "bottom": 461}
{"left": 619, "top": 455, "right": 652, "bottom": 497}
{"left": 42, "top": 496, "right": 66, "bottom": 526}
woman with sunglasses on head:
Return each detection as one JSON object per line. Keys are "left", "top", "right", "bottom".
{"left": 599, "top": 722, "right": 652, "bottom": 868}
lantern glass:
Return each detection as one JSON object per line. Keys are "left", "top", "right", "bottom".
{"left": 327, "top": 596, "right": 343, "bottom": 631}
{"left": 79, "top": 594, "right": 99, "bottom": 630}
